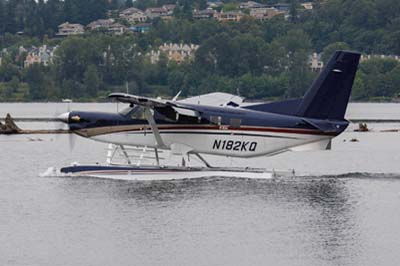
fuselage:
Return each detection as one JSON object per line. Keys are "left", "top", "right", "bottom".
{"left": 62, "top": 103, "right": 349, "bottom": 158}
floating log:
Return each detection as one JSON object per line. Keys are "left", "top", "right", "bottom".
{"left": 354, "top": 123, "right": 369, "bottom": 132}
{"left": 0, "top": 113, "right": 70, "bottom": 135}
{"left": 0, "top": 113, "right": 22, "bottom": 134}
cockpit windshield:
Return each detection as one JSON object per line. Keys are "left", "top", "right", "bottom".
{"left": 119, "top": 105, "right": 145, "bottom": 119}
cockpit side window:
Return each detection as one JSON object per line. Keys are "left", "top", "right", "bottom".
{"left": 119, "top": 105, "right": 145, "bottom": 119}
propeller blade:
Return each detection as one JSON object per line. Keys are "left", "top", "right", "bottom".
{"left": 68, "top": 131, "right": 77, "bottom": 152}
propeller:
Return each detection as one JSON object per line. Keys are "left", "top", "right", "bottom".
{"left": 68, "top": 130, "right": 77, "bottom": 151}
{"left": 53, "top": 102, "right": 77, "bottom": 152}
{"left": 56, "top": 111, "right": 78, "bottom": 151}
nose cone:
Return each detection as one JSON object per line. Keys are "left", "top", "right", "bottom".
{"left": 57, "top": 112, "right": 70, "bottom": 123}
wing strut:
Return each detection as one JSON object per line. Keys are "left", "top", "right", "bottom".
{"left": 144, "top": 107, "right": 166, "bottom": 149}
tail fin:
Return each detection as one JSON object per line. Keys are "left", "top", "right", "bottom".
{"left": 296, "top": 50, "right": 361, "bottom": 120}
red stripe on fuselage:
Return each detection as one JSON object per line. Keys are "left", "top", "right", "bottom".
{"left": 155, "top": 125, "right": 337, "bottom": 136}
{"left": 82, "top": 124, "right": 337, "bottom": 137}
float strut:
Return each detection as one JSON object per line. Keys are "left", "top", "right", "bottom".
{"left": 119, "top": 145, "right": 132, "bottom": 165}
{"left": 193, "top": 153, "right": 212, "bottom": 168}
{"left": 155, "top": 148, "right": 160, "bottom": 166}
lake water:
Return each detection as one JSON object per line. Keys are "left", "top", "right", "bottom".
{"left": 1, "top": 103, "right": 400, "bottom": 266}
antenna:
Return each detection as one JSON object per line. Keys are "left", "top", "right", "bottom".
{"left": 126, "top": 81, "right": 129, "bottom": 94}
{"left": 236, "top": 87, "right": 241, "bottom": 97}
{"left": 172, "top": 90, "right": 182, "bottom": 101}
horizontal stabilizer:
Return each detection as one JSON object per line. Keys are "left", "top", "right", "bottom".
{"left": 242, "top": 98, "right": 302, "bottom": 116}
{"left": 302, "top": 118, "right": 338, "bottom": 133}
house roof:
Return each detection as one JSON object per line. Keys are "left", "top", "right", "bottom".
{"left": 121, "top": 7, "right": 143, "bottom": 15}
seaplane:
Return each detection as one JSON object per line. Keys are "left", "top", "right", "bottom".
{"left": 50, "top": 50, "right": 361, "bottom": 180}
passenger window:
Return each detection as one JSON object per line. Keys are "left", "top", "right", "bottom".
{"left": 230, "top": 118, "right": 241, "bottom": 128}
{"left": 210, "top": 115, "right": 222, "bottom": 126}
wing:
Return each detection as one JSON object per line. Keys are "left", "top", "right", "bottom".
{"left": 109, "top": 92, "right": 200, "bottom": 117}
{"left": 178, "top": 92, "right": 244, "bottom": 107}
{"left": 108, "top": 93, "right": 168, "bottom": 107}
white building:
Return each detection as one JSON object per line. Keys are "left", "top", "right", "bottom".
{"left": 24, "top": 45, "right": 58, "bottom": 68}
{"left": 361, "top": 54, "right": 400, "bottom": 62}
{"left": 149, "top": 43, "right": 200, "bottom": 64}
{"left": 308, "top": 53, "right": 324, "bottom": 72}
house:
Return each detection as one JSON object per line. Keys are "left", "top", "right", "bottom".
{"left": 301, "top": 2, "right": 313, "bottom": 10}
{"left": 207, "top": 1, "right": 223, "bottom": 8}
{"left": 193, "top": 9, "right": 216, "bottom": 20}
{"left": 308, "top": 53, "right": 324, "bottom": 72}
{"left": 239, "top": 1, "right": 265, "bottom": 9}
{"left": 249, "top": 7, "right": 285, "bottom": 21}
{"left": 149, "top": 43, "right": 200, "bottom": 64}
{"left": 87, "top": 19, "right": 114, "bottom": 30}
{"left": 107, "top": 23, "right": 127, "bottom": 35}
{"left": 87, "top": 19, "right": 126, "bottom": 35}
{"left": 214, "top": 11, "right": 244, "bottom": 22}
{"left": 145, "top": 5, "right": 174, "bottom": 19}
{"left": 119, "top": 7, "right": 148, "bottom": 24}
{"left": 270, "top": 3, "right": 290, "bottom": 12}
{"left": 162, "top": 4, "right": 176, "bottom": 13}
{"left": 129, "top": 23, "right": 152, "bottom": 33}
{"left": 56, "top": 22, "right": 85, "bottom": 36}
{"left": 24, "top": 45, "right": 58, "bottom": 68}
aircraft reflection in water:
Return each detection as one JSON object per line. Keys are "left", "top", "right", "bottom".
{"left": 55, "top": 51, "right": 361, "bottom": 179}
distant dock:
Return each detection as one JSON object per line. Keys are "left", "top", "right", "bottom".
{"left": 0, "top": 117, "right": 59, "bottom": 122}
{"left": 1, "top": 117, "right": 400, "bottom": 123}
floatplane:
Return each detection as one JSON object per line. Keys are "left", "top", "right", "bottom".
{"left": 48, "top": 51, "right": 360, "bottom": 180}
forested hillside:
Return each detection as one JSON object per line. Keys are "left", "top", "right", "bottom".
{"left": 0, "top": 0, "right": 400, "bottom": 102}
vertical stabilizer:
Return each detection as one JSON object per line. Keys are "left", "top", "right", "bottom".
{"left": 296, "top": 51, "right": 361, "bottom": 120}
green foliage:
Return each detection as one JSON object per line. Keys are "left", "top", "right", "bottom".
{"left": 222, "top": 3, "right": 238, "bottom": 12}
{"left": 352, "top": 58, "right": 400, "bottom": 100}
{"left": 1, "top": 0, "right": 400, "bottom": 102}
{"left": 84, "top": 65, "right": 101, "bottom": 96}
{"left": 321, "top": 42, "right": 350, "bottom": 63}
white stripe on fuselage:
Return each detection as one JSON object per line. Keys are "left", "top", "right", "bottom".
{"left": 90, "top": 129, "right": 330, "bottom": 158}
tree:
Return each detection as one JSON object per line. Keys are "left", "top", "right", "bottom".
{"left": 4, "top": 75, "right": 19, "bottom": 98}
{"left": 25, "top": 64, "right": 46, "bottom": 100}
{"left": 289, "top": 0, "right": 299, "bottom": 23}
{"left": 84, "top": 64, "right": 101, "bottom": 96}
{"left": 321, "top": 42, "right": 350, "bottom": 63}
{"left": 88, "top": 0, "right": 108, "bottom": 24}
{"left": 269, "top": 29, "right": 313, "bottom": 97}
{"left": 5, "top": 0, "right": 17, "bottom": 33}
{"left": 125, "top": 0, "right": 133, "bottom": 8}
{"left": 44, "top": 0, "right": 63, "bottom": 34}
{"left": 0, "top": 0, "right": 6, "bottom": 35}
{"left": 63, "top": 0, "right": 79, "bottom": 23}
